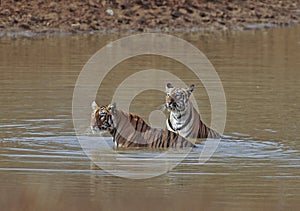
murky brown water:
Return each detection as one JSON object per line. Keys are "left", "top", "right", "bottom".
{"left": 1, "top": 26, "right": 299, "bottom": 210}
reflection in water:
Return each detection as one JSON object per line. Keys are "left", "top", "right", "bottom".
{"left": 0, "top": 26, "right": 300, "bottom": 210}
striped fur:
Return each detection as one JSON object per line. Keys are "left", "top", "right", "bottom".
{"left": 91, "top": 101, "right": 195, "bottom": 149}
{"left": 165, "top": 83, "right": 220, "bottom": 139}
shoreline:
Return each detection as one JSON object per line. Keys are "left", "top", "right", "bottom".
{"left": 0, "top": 0, "right": 299, "bottom": 38}
{"left": 1, "top": 22, "right": 299, "bottom": 39}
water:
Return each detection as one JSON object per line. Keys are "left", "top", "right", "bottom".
{"left": 0, "top": 26, "right": 299, "bottom": 210}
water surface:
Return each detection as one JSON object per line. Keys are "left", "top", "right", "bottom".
{"left": 0, "top": 26, "right": 299, "bottom": 210}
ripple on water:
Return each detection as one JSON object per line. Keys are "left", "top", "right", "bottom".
{"left": 0, "top": 133, "right": 299, "bottom": 179}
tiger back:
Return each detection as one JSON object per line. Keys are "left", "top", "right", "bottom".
{"left": 91, "top": 101, "right": 195, "bottom": 149}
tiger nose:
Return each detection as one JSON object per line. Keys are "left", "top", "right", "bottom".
{"left": 168, "top": 98, "right": 176, "bottom": 106}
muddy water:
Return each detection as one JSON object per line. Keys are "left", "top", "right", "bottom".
{"left": 0, "top": 26, "right": 299, "bottom": 210}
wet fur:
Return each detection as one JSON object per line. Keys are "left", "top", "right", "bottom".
{"left": 165, "top": 83, "right": 220, "bottom": 139}
{"left": 91, "top": 101, "right": 196, "bottom": 149}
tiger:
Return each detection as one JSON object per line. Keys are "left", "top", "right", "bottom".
{"left": 165, "top": 83, "right": 220, "bottom": 140}
{"left": 90, "top": 101, "right": 196, "bottom": 149}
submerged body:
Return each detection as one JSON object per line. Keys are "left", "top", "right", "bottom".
{"left": 165, "top": 83, "right": 220, "bottom": 139}
{"left": 91, "top": 102, "right": 195, "bottom": 149}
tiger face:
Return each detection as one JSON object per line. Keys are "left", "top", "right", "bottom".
{"left": 91, "top": 101, "right": 116, "bottom": 133}
{"left": 165, "top": 83, "right": 194, "bottom": 112}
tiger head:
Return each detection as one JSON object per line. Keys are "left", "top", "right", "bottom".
{"left": 90, "top": 101, "right": 116, "bottom": 133}
{"left": 165, "top": 83, "right": 194, "bottom": 112}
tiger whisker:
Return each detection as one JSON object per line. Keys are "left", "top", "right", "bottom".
{"left": 158, "top": 103, "right": 167, "bottom": 112}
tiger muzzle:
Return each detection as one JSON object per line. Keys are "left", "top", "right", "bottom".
{"left": 166, "top": 99, "right": 177, "bottom": 110}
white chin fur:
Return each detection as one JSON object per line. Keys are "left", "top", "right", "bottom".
{"left": 91, "top": 126, "right": 101, "bottom": 134}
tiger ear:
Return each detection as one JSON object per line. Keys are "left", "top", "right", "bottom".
{"left": 166, "top": 82, "right": 174, "bottom": 93}
{"left": 108, "top": 102, "right": 116, "bottom": 114}
{"left": 186, "top": 84, "right": 194, "bottom": 97}
{"left": 91, "top": 101, "right": 99, "bottom": 111}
